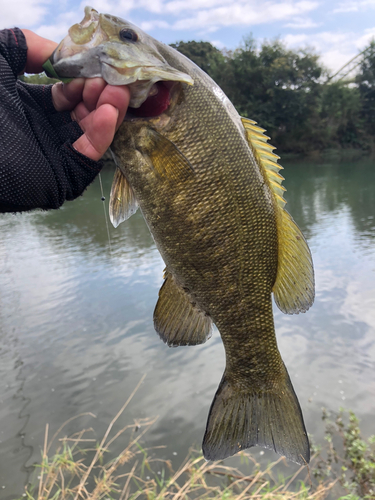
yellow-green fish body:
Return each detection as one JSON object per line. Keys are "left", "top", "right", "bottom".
{"left": 50, "top": 7, "right": 315, "bottom": 464}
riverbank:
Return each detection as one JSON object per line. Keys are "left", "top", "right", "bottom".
{"left": 20, "top": 387, "right": 375, "bottom": 500}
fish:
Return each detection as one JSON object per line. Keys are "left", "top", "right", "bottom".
{"left": 47, "top": 6, "right": 315, "bottom": 465}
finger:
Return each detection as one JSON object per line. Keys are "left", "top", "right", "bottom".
{"left": 72, "top": 104, "right": 119, "bottom": 161}
{"left": 96, "top": 85, "right": 130, "bottom": 128}
{"left": 52, "top": 79, "right": 85, "bottom": 112}
{"left": 82, "top": 78, "right": 107, "bottom": 112}
{"left": 70, "top": 101, "right": 90, "bottom": 124}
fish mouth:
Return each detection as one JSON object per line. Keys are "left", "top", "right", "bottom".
{"left": 126, "top": 81, "right": 177, "bottom": 119}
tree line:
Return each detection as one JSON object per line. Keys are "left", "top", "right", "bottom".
{"left": 171, "top": 38, "right": 375, "bottom": 154}
{"left": 22, "top": 37, "right": 375, "bottom": 154}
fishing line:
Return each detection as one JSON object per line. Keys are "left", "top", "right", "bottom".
{"left": 99, "top": 172, "right": 112, "bottom": 255}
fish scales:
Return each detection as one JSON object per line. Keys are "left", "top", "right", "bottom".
{"left": 48, "top": 6, "right": 315, "bottom": 465}
{"left": 143, "top": 75, "right": 281, "bottom": 370}
{"left": 113, "top": 74, "right": 290, "bottom": 459}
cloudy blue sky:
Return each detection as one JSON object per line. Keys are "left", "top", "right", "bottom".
{"left": 2, "top": 0, "right": 375, "bottom": 73}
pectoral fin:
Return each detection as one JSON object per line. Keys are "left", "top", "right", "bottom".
{"left": 154, "top": 270, "right": 212, "bottom": 347}
{"left": 109, "top": 167, "right": 139, "bottom": 228}
{"left": 273, "top": 210, "right": 315, "bottom": 314}
{"left": 145, "top": 129, "right": 194, "bottom": 182}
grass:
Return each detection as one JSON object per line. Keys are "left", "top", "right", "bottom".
{"left": 310, "top": 408, "right": 375, "bottom": 499}
{"left": 19, "top": 379, "right": 375, "bottom": 500}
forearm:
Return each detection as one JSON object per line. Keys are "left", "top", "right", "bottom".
{"left": 0, "top": 28, "right": 102, "bottom": 212}
{"left": 0, "top": 27, "right": 129, "bottom": 212}
{"left": 21, "top": 29, "right": 57, "bottom": 74}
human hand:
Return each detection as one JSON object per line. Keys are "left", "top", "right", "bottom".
{"left": 52, "top": 79, "right": 130, "bottom": 161}
{"left": 21, "top": 30, "right": 130, "bottom": 162}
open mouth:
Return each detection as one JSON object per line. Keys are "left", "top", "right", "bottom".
{"left": 127, "top": 81, "right": 173, "bottom": 118}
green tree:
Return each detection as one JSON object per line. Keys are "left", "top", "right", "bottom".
{"left": 222, "top": 37, "right": 323, "bottom": 152}
{"left": 18, "top": 38, "right": 375, "bottom": 154}
{"left": 170, "top": 40, "right": 226, "bottom": 82}
{"left": 320, "top": 82, "right": 363, "bottom": 148}
{"left": 356, "top": 40, "right": 375, "bottom": 138}
{"left": 172, "top": 37, "right": 374, "bottom": 153}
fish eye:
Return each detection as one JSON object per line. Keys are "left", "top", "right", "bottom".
{"left": 119, "top": 29, "right": 138, "bottom": 42}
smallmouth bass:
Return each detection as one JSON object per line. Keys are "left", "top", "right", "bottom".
{"left": 48, "top": 7, "right": 315, "bottom": 465}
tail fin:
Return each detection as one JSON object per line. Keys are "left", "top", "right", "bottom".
{"left": 202, "top": 366, "right": 309, "bottom": 465}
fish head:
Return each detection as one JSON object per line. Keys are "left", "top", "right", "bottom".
{"left": 49, "top": 6, "right": 194, "bottom": 110}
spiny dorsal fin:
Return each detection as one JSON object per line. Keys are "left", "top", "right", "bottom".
{"left": 241, "top": 117, "right": 315, "bottom": 314}
{"left": 241, "top": 117, "right": 286, "bottom": 208}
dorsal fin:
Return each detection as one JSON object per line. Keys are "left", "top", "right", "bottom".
{"left": 241, "top": 117, "right": 315, "bottom": 314}
{"left": 242, "top": 117, "right": 286, "bottom": 208}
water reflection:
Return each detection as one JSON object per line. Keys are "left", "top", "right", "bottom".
{"left": 30, "top": 163, "right": 155, "bottom": 256}
{"left": 275, "top": 155, "right": 375, "bottom": 441}
{"left": 285, "top": 157, "right": 375, "bottom": 244}
{"left": 0, "top": 156, "right": 374, "bottom": 497}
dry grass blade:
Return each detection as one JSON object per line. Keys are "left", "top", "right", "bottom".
{"left": 47, "top": 414, "right": 96, "bottom": 454}
{"left": 38, "top": 423, "right": 49, "bottom": 500}
{"left": 24, "top": 395, "right": 370, "bottom": 500}
{"left": 236, "top": 470, "right": 263, "bottom": 500}
{"left": 73, "top": 373, "right": 146, "bottom": 500}
{"left": 282, "top": 464, "right": 306, "bottom": 492}
{"left": 119, "top": 460, "right": 138, "bottom": 500}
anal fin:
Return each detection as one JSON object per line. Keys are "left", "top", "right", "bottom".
{"left": 154, "top": 270, "right": 212, "bottom": 347}
{"left": 202, "top": 365, "right": 310, "bottom": 465}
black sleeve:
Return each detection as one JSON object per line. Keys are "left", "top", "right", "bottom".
{"left": 0, "top": 28, "right": 103, "bottom": 213}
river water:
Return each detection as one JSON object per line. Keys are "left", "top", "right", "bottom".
{"left": 0, "top": 155, "right": 374, "bottom": 497}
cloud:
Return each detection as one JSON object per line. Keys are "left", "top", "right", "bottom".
{"left": 139, "top": 20, "right": 170, "bottom": 31}
{"left": 284, "top": 16, "right": 320, "bottom": 28}
{"left": 283, "top": 33, "right": 309, "bottom": 45}
{"left": 6, "top": 0, "right": 373, "bottom": 80}
{"left": 36, "top": 22, "right": 72, "bottom": 41}
{"left": 164, "top": 0, "right": 229, "bottom": 14}
{"left": 3, "top": 0, "right": 319, "bottom": 39}
{"left": 355, "top": 27, "right": 375, "bottom": 49}
{"left": 210, "top": 39, "right": 226, "bottom": 49}
{"left": 79, "top": 0, "right": 136, "bottom": 16}
{"left": 171, "top": 0, "right": 319, "bottom": 30}
{"left": 283, "top": 29, "right": 374, "bottom": 73}
{"left": 34, "top": 1, "right": 140, "bottom": 42}
{"left": 0, "top": 0, "right": 50, "bottom": 29}
{"left": 333, "top": 0, "right": 375, "bottom": 13}
{"left": 283, "top": 31, "right": 353, "bottom": 72}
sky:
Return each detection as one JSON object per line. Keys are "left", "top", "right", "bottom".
{"left": 1, "top": 0, "right": 375, "bottom": 73}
